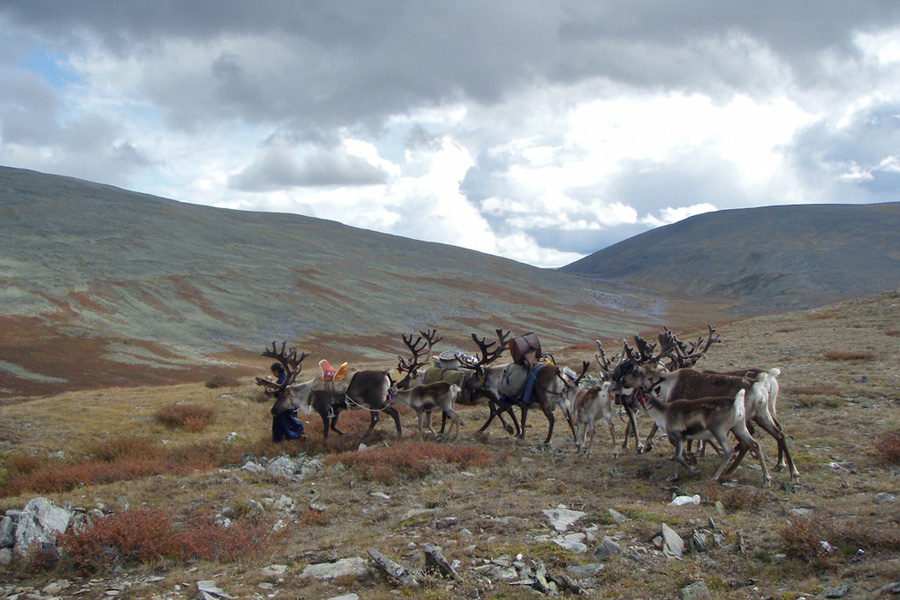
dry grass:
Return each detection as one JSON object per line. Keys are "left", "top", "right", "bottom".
{"left": 2, "top": 291, "right": 900, "bottom": 599}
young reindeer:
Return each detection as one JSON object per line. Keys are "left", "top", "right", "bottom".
{"left": 394, "top": 331, "right": 461, "bottom": 442}
{"left": 616, "top": 360, "right": 800, "bottom": 483}
{"left": 389, "top": 379, "right": 463, "bottom": 442}
{"left": 560, "top": 361, "right": 618, "bottom": 457}
{"left": 637, "top": 388, "right": 772, "bottom": 486}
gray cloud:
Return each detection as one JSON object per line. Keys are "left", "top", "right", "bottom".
{"left": 3, "top": 1, "right": 900, "bottom": 267}
{"left": 229, "top": 145, "right": 390, "bottom": 191}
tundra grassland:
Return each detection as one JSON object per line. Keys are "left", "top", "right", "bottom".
{"left": 1, "top": 291, "right": 899, "bottom": 599}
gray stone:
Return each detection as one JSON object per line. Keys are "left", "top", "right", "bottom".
{"left": 593, "top": 537, "right": 624, "bottom": 560}
{"left": 607, "top": 508, "right": 627, "bottom": 523}
{"left": 542, "top": 505, "right": 586, "bottom": 532}
{"left": 874, "top": 492, "right": 896, "bottom": 504}
{"left": 680, "top": 580, "right": 711, "bottom": 600}
{"left": 13, "top": 498, "right": 72, "bottom": 556}
{"left": 820, "top": 581, "right": 853, "bottom": 598}
{"left": 0, "top": 548, "right": 12, "bottom": 566}
{"left": 661, "top": 523, "right": 684, "bottom": 559}
{"left": 0, "top": 516, "right": 15, "bottom": 547}
{"left": 196, "top": 580, "right": 233, "bottom": 599}
{"left": 266, "top": 456, "right": 298, "bottom": 477}
{"left": 327, "top": 595, "right": 360, "bottom": 600}
{"left": 567, "top": 563, "right": 604, "bottom": 575}
{"left": 301, "top": 557, "right": 370, "bottom": 580}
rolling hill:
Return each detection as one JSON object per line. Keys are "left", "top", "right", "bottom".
{"left": 560, "top": 202, "right": 900, "bottom": 314}
{"left": 0, "top": 167, "right": 685, "bottom": 400}
{"left": 4, "top": 166, "right": 896, "bottom": 401}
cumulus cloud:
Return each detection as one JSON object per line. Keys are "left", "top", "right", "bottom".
{"left": 2, "top": 2, "right": 900, "bottom": 268}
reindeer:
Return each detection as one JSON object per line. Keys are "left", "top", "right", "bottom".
{"left": 559, "top": 361, "right": 617, "bottom": 457}
{"left": 603, "top": 325, "right": 722, "bottom": 453}
{"left": 616, "top": 361, "right": 800, "bottom": 483}
{"left": 636, "top": 388, "right": 772, "bottom": 486}
{"left": 459, "top": 330, "right": 577, "bottom": 445}
{"left": 255, "top": 342, "right": 311, "bottom": 441}
{"left": 389, "top": 380, "right": 463, "bottom": 442}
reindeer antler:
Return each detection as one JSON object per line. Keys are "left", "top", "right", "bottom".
{"left": 397, "top": 333, "right": 429, "bottom": 378}
{"left": 255, "top": 341, "right": 309, "bottom": 395}
{"left": 457, "top": 329, "right": 511, "bottom": 371}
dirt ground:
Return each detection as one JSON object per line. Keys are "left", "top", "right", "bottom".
{"left": 1, "top": 290, "right": 899, "bottom": 599}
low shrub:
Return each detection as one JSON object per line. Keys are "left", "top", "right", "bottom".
{"left": 153, "top": 404, "right": 216, "bottom": 432}
{"left": 4, "top": 458, "right": 174, "bottom": 496}
{"left": 205, "top": 375, "right": 242, "bottom": 389}
{"left": 822, "top": 350, "right": 875, "bottom": 361}
{"left": 326, "top": 441, "right": 496, "bottom": 483}
{"left": 781, "top": 515, "right": 900, "bottom": 566}
{"left": 705, "top": 484, "right": 771, "bottom": 512}
{"left": 875, "top": 431, "right": 900, "bottom": 463}
{"left": 57, "top": 508, "right": 285, "bottom": 573}
{"left": 86, "top": 436, "right": 161, "bottom": 463}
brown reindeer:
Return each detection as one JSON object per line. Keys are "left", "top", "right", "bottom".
{"left": 617, "top": 362, "right": 800, "bottom": 483}
{"left": 637, "top": 388, "right": 772, "bottom": 486}
{"left": 459, "top": 331, "right": 576, "bottom": 445}
{"left": 389, "top": 380, "right": 463, "bottom": 442}
{"left": 559, "top": 361, "right": 618, "bottom": 457}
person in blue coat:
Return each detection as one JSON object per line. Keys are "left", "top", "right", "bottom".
{"left": 270, "top": 363, "right": 307, "bottom": 443}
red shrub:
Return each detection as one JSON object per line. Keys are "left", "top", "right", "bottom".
{"left": 58, "top": 508, "right": 286, "bottom": 573}
{"left": 326, "top": 441, "right": 495, "bottom": 483}
{"left": 153, "top": 404, "right": 216, "bottom": 432}
{"left": 875, "top": 431, "right": 900, "bottom": 464}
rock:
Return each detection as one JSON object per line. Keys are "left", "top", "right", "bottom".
{"left": 542, "top": 505, "right": 586, "bottom": 532}
{"left": 874, "top": 492, "right": 896, "bottom": 504}
{"left": 552, "top": 533, "right": 588, "bottom": 553}
{"left": 0, "top": 548, "right": 12, "bottom": 566}
{"left": 689, "top": 530, "right": 709, "bottom": 553}
{"left": 13, "top": 498, "right": 73, "bottom": 556}
{"left": 0, "top": 516, "right": 15, "bottom": 547}
{"left": 194, "top": 581, "right": 233, "bottom": 600}
{"left": 261, "top": 564, "right": 288, "bottom": 576}
{"left": 266, "top": 456, "right": 298, "bottom": 477}
{"left": 714, "top": 501, "right": 725, "bottom": 516}
{"left": 301, "top": 557, "right": 370, "bottom": 580}
{"left": 567, "top": 563, "right": 604, "bottom": 575}
{"left": 820, "top": 581, "right": 854, "bottom": 598}
{"left": 876, "top": 580, "right": 900, "bottom": 595}
{"left": 327, "top": 595, "right": 360, "bottom": 600}
{"left": 607, "top": 508, "right": 628, "bottom": 523}
{"left": 661, "top": 523, "right": 684, "bottom": 559}
{"left": 593, "top": 537, "right": 623, "bottom": 560}
{"left": 367, "top": 549, "right": 418, "bottom": 587}
{"left": 680, "top": 580, "right": 711, "bottom": 600}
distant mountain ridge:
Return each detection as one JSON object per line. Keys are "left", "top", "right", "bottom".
{"left": 0, "top": 166, "right": 675, "bottom": 399}
{"left": 561, "top": 202, "right": 900, "bottom": 314}
{"left": 4, "top": 165, "right": 895, "bottom": 400}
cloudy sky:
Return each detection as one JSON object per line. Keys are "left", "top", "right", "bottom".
{"left": 2, "top": 2, "right": 900, "bottom": 268}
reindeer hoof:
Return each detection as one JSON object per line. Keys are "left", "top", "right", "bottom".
{"left": 504, "top": 425, "right": 515, "bottom": 435}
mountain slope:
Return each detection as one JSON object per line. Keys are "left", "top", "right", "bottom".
{"left": 560, "top": 202, "right": 900, "bottom": 314}
{"left": 0, "top": 166, "right": 684, "bottom": 399}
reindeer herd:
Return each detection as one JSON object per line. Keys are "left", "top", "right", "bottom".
{"left": 256, "top": 324, "right": 800, "bottom": 488}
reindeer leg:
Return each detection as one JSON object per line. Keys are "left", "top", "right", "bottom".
{"left": 363, "top": 410, "right": 380, "bottom": 438}
{"left": 585, "top": 421, "right": 596, "bottom": 456}
{"left": 383, "top": 406, "right": 403, "bottom": 440}
{"left": 416, "top": 409, "right": 426, "bottom": 441}
{"left": 755, "top": 416, "right": 799, "bottom": 483}
{"left": 643, "top": 422, "right": 658, "bottom": 453}
{"left": 730, "top": 427, "right": 772, "bottom": 487}
{"left": 607, "top": 417, "right": 618, "bottom": 458}
{"left": 542, "top": 407, "right": 555, "bottom": 445}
